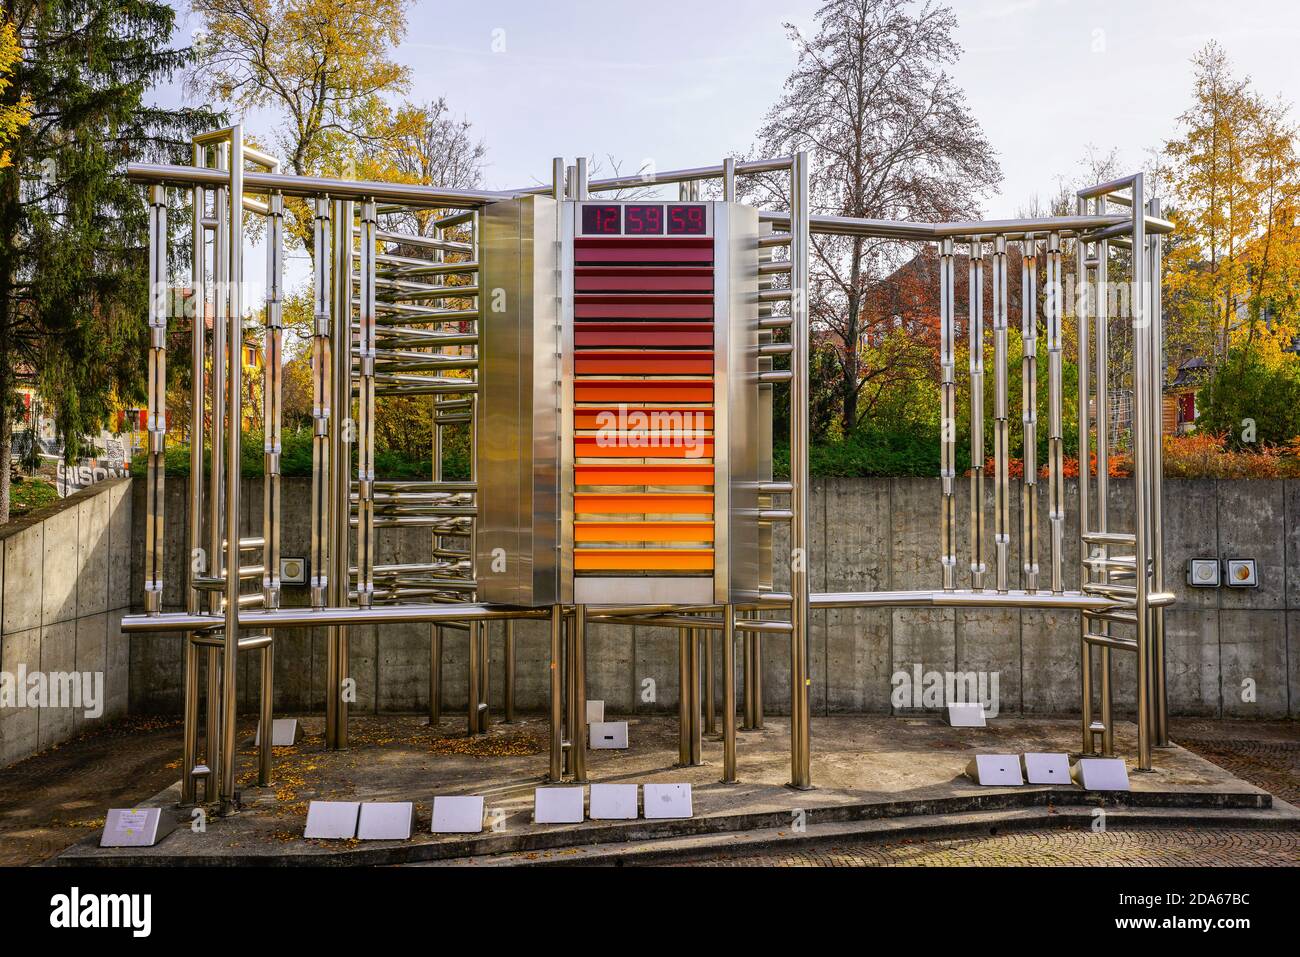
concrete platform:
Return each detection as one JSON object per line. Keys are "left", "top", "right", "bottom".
{"left": 55, "top": 714, "right": 1294, "bottom": 866}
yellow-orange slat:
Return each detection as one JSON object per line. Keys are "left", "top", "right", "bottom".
{"left": 575, "top": 493, "right": 714, "bottom": 515}
{"left": 574, "top": 521, "right": 714, "bottom": 543}
{"left": 574, "top": 548, "right": 715, "bottom": 571}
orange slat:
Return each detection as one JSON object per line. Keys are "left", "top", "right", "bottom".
{"left": 574, "top": 521, "right": 714, "bottom": 543}
{"left": 574, "top": 549, "right": 715, "bottom": 571}
{"left": 574, "top": 379, "right": 713, "bottom": 403}
{"left": 575, "top": 463, "right": 714, "bottom": 486}
{"left": 574, "top": 436, "right": 713, "bottom": 458}
{"left": 575, "top": 493, "right": 715, "bottom": 515}
{"left": 574, "top": 408, "right": 714, "bottom": 429}
{"left": 575, "top": 352, "right": 713, "bottom": 375}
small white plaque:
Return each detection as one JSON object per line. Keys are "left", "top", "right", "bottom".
{"left": 589, "top": 721, "right": 629, "bottom": 749}
{"left": 254, "top": 717, "right": 299, "bottom": 747}
{"left": 304, "top": 801, "right": 360, "bottom": 839}
{"left": 585, "top": 700, "right": 605, "bottom": 724}
{"left": 101, "top": 807, "right": 176, "bottom": 847}
{"left": 534, "top": 787, "right": 585, "bottom": 824}
{"left": 946, "top": 702, "right": 987, "bottom": 727}
{"left": 357, "top": 802, "right": 414, "bottom": 840}
{"left": 1021, "top": 752, "right": 1072, "bottom": 784}
{"left": 1071, "top": 757, "right": 1131, "bottom": 791}
{"left": 966, "top": 754, "right": 1024, "bottom": 786}
{"left": 589, "top": 783, "right": 638, "bottom": 820}
{"left": 643, "top": 783, "right": 692, "bottom": 819}
{"left": 431, "top": 795, "right": 485, "bottom": 833}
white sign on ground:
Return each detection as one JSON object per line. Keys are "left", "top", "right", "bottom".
{"left": 1022, "top": 752, "right": 1072, "bottom": 784}
{"left": 431, "top": 796, "right": 485, "bottom": 833}
{"left": 253, "top": 718, "right": 299, "bottom": 747}
{"left": 643, "top": 783, "right": 692, "bottom": 819}
{"left": 1071, "top": 757, "right": 1131, "bottom": 791}
{"left": 965, "top": 754, "right": 1024, "bottom": 786}
{"left": 586, "top": 700, "right": 605, "bottom": 723}
{"left": 534, "top": 787, "right": 585, "bottom": 824}
{"left": 589, "top": 721, "right": 629, "bottom": 749}
{"left": 589, "top": 783, "right": 638, "bottom": 820}
{"left": 303, "top": 801, "right": 360, "bottom": 839}
{"left": 357, "top": 802, "right": 415, "bottom": 840}
{"left": 945, "top": 702, "right": 987, "bottom": 727}
{"left": 101, "top": 807, "right": 177, "bottom": 847}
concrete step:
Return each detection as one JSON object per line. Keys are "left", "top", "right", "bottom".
{"left": 414, "top": 800, "right": 1300, "bottom": 867}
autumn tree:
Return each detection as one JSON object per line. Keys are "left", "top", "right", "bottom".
{"left": 1164, "top": 42, "right": 1300, "bottom": 355}
{"left": 0, "top": 1, "right": 218, "bottom": 523}
{"left": 747, "top": 0, "right": 1001, "bottom": 436}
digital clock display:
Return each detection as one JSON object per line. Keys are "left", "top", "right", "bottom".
{"left": 578, "top": 203, "right": 708, "bottom": 236}
{"left": 581, "top": 204, "right": 621, "bottom": 235}
{"left": 624, "top": 204, "right": 664, "bottom": 234}
{"left": 667, "top": 204, "right": 707, "bottom": 235}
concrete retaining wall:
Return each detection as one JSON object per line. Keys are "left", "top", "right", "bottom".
{"left": 125, "top": 476, "right": 1298, "bottom": 721}
{"left": 1, "top": 479, "right": 132, "bottom": 766}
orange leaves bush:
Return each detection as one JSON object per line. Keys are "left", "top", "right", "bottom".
{"left": 978, "top": 433, "right": 1300, "bottom": 480}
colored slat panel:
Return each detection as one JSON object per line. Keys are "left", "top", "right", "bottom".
{"left": 575, "top": 352, "right": 714, "bottom": 375}
{"left": 575, "top": 493, "right": 715, "bottom": 515}
{"left": 574, "top": 323, "right": 713, "bottom": 348}
{"left": 574, "top": 437, "right": 714, "bottom": 459}
{"left": 574, "top": 246, "right": 714, "bottom": 265}
{"left": 575, "top": 268, "right": 713, "bottom": 293}
{"left": 574, "top": 522, "right": 714, "bottom": 543}
{"left": 574, "top": 408, "right": 715, "bottom": 430}
{"left": 574, "top": 549, "right": 715, "bottom": 572}
{"left": 575, "top": 301, "right": 713, "bottom": 320}
{"left": 575, "top": 380, "right": 713, "bottom": 403}
{"left": 575, "top": 464, "right": 714, "bottom": 486}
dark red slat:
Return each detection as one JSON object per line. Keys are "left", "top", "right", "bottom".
{"left": 575, "top": 302, "right": 714, "bottom": 320}
{"left": 575, "top": 274, "right": 714, "bottom": 292}
{"left": 575, "top": 246, "right": 714, "bottom": 265}
{"left": 574, "top": 323, "right": 714, "bottom": 348}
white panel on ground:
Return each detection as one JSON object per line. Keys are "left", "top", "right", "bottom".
{"left": 589, "top": 721, "right": 629, "bottom": 749}
{"left": 1021, "top": 752, "right": 1072, "bottom": 784}
{"left": 100, "top": 807, "right": 177, "bottom": 848}
{"left": 254, "top": 717, "right": 299, "bottom": 747}
{"left": 589, "top": 783, "right": 639, "bottom": 820}
{"left": 643, "top": 783, "right": 693, "bottom": 819}
{"left": 303, "top": 801, "right": 361, "bottom": 839}
{"left": 1071, "top": 757, "right": 1131, "bottom": 791}
{"left": 965, "top": 754, "right": 1024, "bottom": 786}
{"left": 586, "top": 700, "right": 605, "bottom": 724}
{"left": 535, "top": 787, "right": 585, "bottom": 824}
{"left": 431, "top": 796, "right": 486, "bottom": 833}
{"left": 357, "top": 802, "right": 415, "bottom": 840}
{"left": 945, "top": 702, "right": 987, "bottom": 727}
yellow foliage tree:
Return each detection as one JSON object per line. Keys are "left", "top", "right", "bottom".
{"left": 0, "top": 15, "right": 30, "bottom": 168}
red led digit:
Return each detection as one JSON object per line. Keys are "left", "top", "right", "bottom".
{"left": 625, "top": 204, "right": 664, "bottom": 234}
{"left": 582, "top": 204, "right": 622, "bottom": 234}
{"left": 667, "top": 204, "right": 706, "bottom": 234}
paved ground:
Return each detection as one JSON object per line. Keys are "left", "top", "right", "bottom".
{"left": 661, "top": 826, "right": 1299, "bottom": 867}
{"left": 1, "top": 713, "right": 1294, "bottom": 866}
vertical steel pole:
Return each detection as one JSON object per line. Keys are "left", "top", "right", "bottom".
{"left": 722, "top": 606, "right": 737, "bottom": 784}
{"left": 1149, "top": 197, "right": 1168, "bottom": 748}
{"left": 742, "top": 608, "right": 755, "bottom": 729}
{"left": 355, "top": 201, "right": 377, "bottom": 610}
{"left": 992, "top": 236, "right": 1010, "bottom": 593}
{"left": 549, "top": 605, "right": 563, "bottom": 782}
{"left": 467, "top": 620, "right": 481, "bottom": 735}
{"left": 1075, "top": 201, "right": 1096, "bottom": 754}
{"left": 205, "top": 143, "right": 229, "bottom": 803}
{"left": 1046, "top": 232, "right": 1065, "bottom": 594}
{"left": 143, "top": 185, "right": 167, "bottom": 618}
{"left": 1131, "top": 175, "right": 1152, "bottom": 771}
{"left": 789, "top": 152, "right": 812, "bottom": 789}
{"left": 704, "top": 628, "right": 716, "bottom": 735}
{"left": 258, "top": 643, "right": 274, "bottom": 786}
{"left": 572, "top": 605, "right": 588, "bottom": 783}
{"left": 677, "top": 626, "right": 691, "bottom": 765}
{"left": 1020, "top": 237, "right": 1039, "bottom": 592}
{"left": 939, "top": 238, "right": 957, "bottom": 590}
{"left": 504, "top": 620, "right": 516, "bottom": 723}
{"left": 722, "top": 157, "right": 736, "bottom": 202}
{"left": 183, "top": 150, "right": 207, "bottom": 804}
{"left": 219, "top": 127, "right": 244, "bottom": 808}
{"left": 327, "top": 198, "right": 354, "bottom": 750}
{"left": 689, "top": 626, "right": 703, "bottom": 765}
{"left": 968, "top": 241, "right": 987, "bottom": 590}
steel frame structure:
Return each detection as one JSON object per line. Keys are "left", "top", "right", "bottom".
{"left": 124, "top": 127, "right": 1174, "bottom": 811}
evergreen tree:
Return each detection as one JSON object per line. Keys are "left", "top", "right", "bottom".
{"left": 0, "top": 0, "right": 220, "bottom": 522}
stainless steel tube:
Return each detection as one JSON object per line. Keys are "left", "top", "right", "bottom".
{"left": 549, "top": 605, "right": 563, "bottom": 782}
{"left": 722, "top": 605, "right": 737, "bottom": 784}
{"left": 788, "top": 151, "right": 812, "bottom": 788}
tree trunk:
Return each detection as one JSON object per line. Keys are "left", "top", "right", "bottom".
{"left": 0, "top": 410, "right": 10, "bottom": 525}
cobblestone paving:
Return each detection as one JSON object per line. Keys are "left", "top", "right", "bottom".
{"left": 661, "top": 826, "right": 1299, "bottom": 867}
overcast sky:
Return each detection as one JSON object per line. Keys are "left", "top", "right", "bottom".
{"left": 163, "top": 0, "right": 1300, "bottom": 214}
